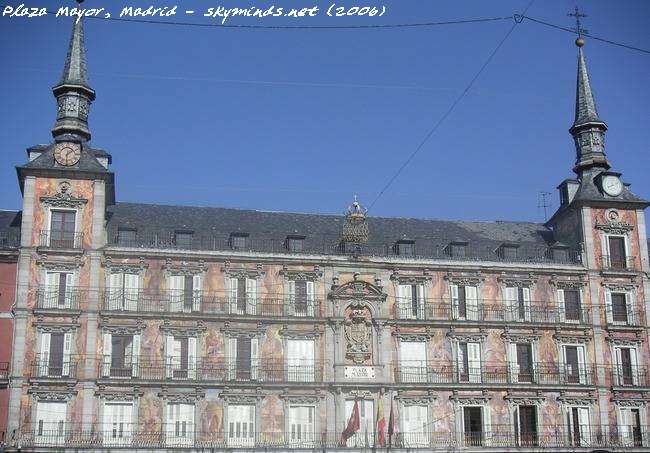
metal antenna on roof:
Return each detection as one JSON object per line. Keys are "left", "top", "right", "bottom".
{"left": 538, "top": 191, "right": 551, "bottom": 220}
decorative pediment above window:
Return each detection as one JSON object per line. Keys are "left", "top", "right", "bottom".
{"left": 596, "top": 210, "right": 634, "bottom": 235}
{"left": 501, "top": 328, "right": 541, "bottom": 343}
{"left": 221, "top": 322, "right": 266, "bottom": 339}
{"left": 99, "top": 319, "right": 145, "bottom": 335}
{"left": 504, "top": 391, "right": 545, "bottom": 406}
{"left": 164, "top": 258, "right": 207, "bottom": 276}
{"left": 550, "top": 275, "right": 586, "bottom": 289}
{"left": 159, "top": 387, "right": 205, "bottom": 403}
{"left": 447, "top": 327, "right": 487, "bottom": 343}
{"left": 329, "top": 274, "right": 386, "bottom": 302}
{"left": 220, "top": 389, "right": 265, "bottom": 403}
{"left": 602, "top": 281, "right": 636, "bottom": 292}
{"left": 443, "top": 272, "right": 484, "bottom": 286}
{"left": 606, "top": 334, "right": 644, "bottom": 347}
{"left": 160, "top": 320, "right": 206, "bottom": 337}
{"left": 612, "top": 395, "right": 650, "bottom": 407}
{"left": 221, "top": 261, "right": 264, "bottom": 279}
{"left": 395, "top": 391, "right": 436, "bottom": 404}
{"left": 279, "top": 265, "right": 322, "bottom": 281}
{"left": 96, "top": 386, "right": 144, "bottom": 401}
{"left": 278, "top": 326, "right": 322, "bottom": 340}
{"left": 389, "top": 269, "right": 432, "bottom": 286}
{"left": 40, "top": 181, "right": 88, "bottom": 208}
{"left": 497, "top": 272, "right": 537, "bottom": 288}
{"left": 553, "top": 328, "right": 592, "bottom": 344}
{"left": 29, "top": 384, "right": 77, "bottom": 401}
{"left": 280, "top": 391, "right": 324, "bottom": 404}
{"left": 33, "top": 319, "right": 80, "bottom": 333}
{"left": 557, "top": 392, "right": 597, "bottom": 406}
{"left": 449, "top": 391, "right": 491, "bottom": 405}
{"left": 393, "top": 327, "right": 433, "bottom": 342}
{"left": 104, "top": 256, "right": 147, "bottom": 273}
{"left": 36, "top": 256, "right": 83, "bottom": 271}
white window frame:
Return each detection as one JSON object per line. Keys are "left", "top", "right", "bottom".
{"left": 504, "top": 286, "right": 531, "bottom": 322}
{"left": 457, "top": 404, "right": 491, "bottom": 447}
{"left": 399, "top": 340, "right": 428, "bottom": 383}
{"left": 456, "top": 341, "right": 482, "bottom": 384}
{"left": 400, "top": 403, "right": 430, "bottom": 447}
{"left": 107, "top": 272, "right": 140, "bottom": 311}
{"left": 227, "top": 337, "right": 259, "bottom": 381}
{"left": 45, "top": 206, "right": 80, "bottom": 248}
{"left": 226, "top": 404, "right": 256, "bottom": 448}
{"left": 556, "top": 287, "right": 583, "bottom": 324}
{"left": 564, "top": 405, "right": 592, "bottom": 447}
{"left": 559, "top": 343, "right": 588, "bottom": 385}
{"left": 612, "top": 344, "right": 641, "bottom": 386}
{"left": 507, "top": 341, "right": 537, "bottom": 383}
{"left": 43, "top": 271, "right": 75, "bottom": 309}
{"left": 605, "top": 288, "right": 636, "bottom": 326}
{"left": 229, "top": 277, "right": 258, "bottom": 315}
{"left": 512, "top": 404, "right": 540, "bottom": 447}
{"left": 168, "top": 274, "right": 202, "bottom": 313}
{"left": 102, "top": 331, "right": 141, "bottom": 378}
{"left": 344, "top": 399, "right": 375, "bottom": 447}
{"left": 103, "top": 401, "right": 134, "bottom": 447}
{"left": 165, "top": 402, "right": 195, "bottom": 447}
{"left": 287, "top": 280, "right": 315, "bottom": 317}
{"left": 38, "top": 331, "right": 73, "bottom": 378}
{"left": 616, "top": 404, "right": 647, "bottom": 447}
{"left": 165, "top": 335, "right": 197, "bottom": 380}
{"left": 602, "top": 233, "right": 630, "bottom": 269}
{"left": 35, "top": 401, "right": 67, "bottom": 446}
{"left": 397, "top": 283, "right": 426, "bottom": 320}
{"left": 451, "top": 284, "right": 479, "bottom": 321}
{"left": 287, "top": 405, "right": 316, "bottom": 447}
{"left": 286, "top": 338, "right": 315, "bottom": 382}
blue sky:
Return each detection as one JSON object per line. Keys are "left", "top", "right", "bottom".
{"left": 1, "top": 0, "right": 649, "bottom": 222}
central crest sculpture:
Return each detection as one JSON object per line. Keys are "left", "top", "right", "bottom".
{"left": 344, "top": 306, "right": 372, "bottom": 364}
{"left": 341, "top": 195, "right": 369, "bottom": 244}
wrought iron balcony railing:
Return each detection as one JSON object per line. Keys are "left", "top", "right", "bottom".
{"left": 99, "top": 356, "right": 326, "bottom": 383}
{"left": 395, "top": 298, "right": 592, "bottom": 325}
{"left": 601, "top": 255, "right": 637, "bottom": 271}
{"left": 393, "top": 361, "right": 596, "bottom": 386}
{"left": 608, "top": 365, "right": 650, "bottom": 388}
{"left": 0, "top": 362, "right": 8, "bottom": 381}
{"left": 35, "top": 286, "right": 83, "bottom": 310}
{"left": 604, "top": 304, "right": 643, "bottom": 327}
{"left": 39, "top": 230, "right": 83, "bottom": 249}
{"left": 14, "top": 424, "right": 650, "bottom": 449}
{"left": 31, "top": 354, "right": 78, "bottom": 379}
{"left": 102, "top": 288, "right": 322, "bottom": 317}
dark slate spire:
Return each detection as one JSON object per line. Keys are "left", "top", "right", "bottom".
{"left": 569, "top": 39, "right": 610, "bottom": 174}
{"left": 51, "top": 2, "right": 96, "bottom": 142}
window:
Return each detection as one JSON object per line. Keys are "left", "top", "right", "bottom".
{"left": 44, "top": 272, "right": 74, "bottom": 309}
{"left": 49, "top": 209, "right": 76, "bottom": 248}
{"left": 38, "top": 331, "right": 72, "bottom": 378}
{"left": 619, "top": 407, "right": 643, "bottom": 447}
{"left": 557, "top": 288, "right": 582, "bottom": 323}
{"left": 230, "top": 233, "right": 248, "bottom": 250}
{"left": 228, "top": 404, "right": 255, "bottom": 447}
{"left": 174, "top": 231, "right": 193, "bottom": 249}
{"left": 169, "top": 274, "right": 202, "bottom": 312}
{"left": 514, "top": 405, "right": 538, "bottom": 446}
{"left": 166, "top": 335, "right": 197, "bottom": 380}
{"left": 287, "top": 339, "right": 315, "bottom": 382}
{"left": 35, "top": 401, "right": 67, "bottom": 446}
{"left": 229, "top": 277, "right": 257, "bottom": 315}
{"left": 286, "top": 236, "right": 305, "bottom": 253}
{"left": 166, "top": 403, "right": 194, "bottom": 447}
{"left": 397, "top": 284, "right": 425, "bottom": 319}
{"left": 505, "top": 286, "right": 531, "bottom": 322}
{"left": 500, "top": 245, "right": 519, "bottom": 261}
{"left": 288, "top": 280, "right": 315, "bottom": 316}
{"left": 552, "top": 248, "right": 569, "bottom": 262}
{"left": 462, "top": 406, "right": 484, "bottom": 446}
{"left": 288, "top": 406, "right": 315, "bottom": 447}
{"left": 227, "top": 337, "right": 259, "bottom": 381}
{"left": 614, "top": 346, "right": 639, "bottom": 386}
{"left": 451, "top": 284, "right": 479, "bottom": 320}
{"left": 562, "top": 345, "right": 587, "bottom": 384}
{"left": 396, "top": 240, "right": 415, "bottom": 257}
{"left": 509, "top": 343, "right": 534, "bottom": 383}
{"left": 117, "top": 229, "right": 136, "bottom": 246}
{"left": 458, "top": 342, "right": 481, "bottom": 383}
{"left": 606, "top": 235, "right": 628, "bottom": 269}
{"left": 107, "top": 272, "right": 140, "bottom": 311}
{"left": 567, "top": 406, "right": 591, "bottom": 447}
{"left": 606, "top": 290, "right": 635, "bottom": 325}
{"left": 102, "top": 333, "right": 140, "bottom": 378}
{"left": 402, "top": 405, "right": 429, "bottom": 447}
{"left": 103, "top": 402, "right": 133, "bottom": 447}
{"left": 399, "top": 341, "right": 427, "bottom": 383}
{"left": 449, "top": 242, "right": 467, "bottom": 259}
{"left": 344, "top": 400, "right": 374, "bottom": 447}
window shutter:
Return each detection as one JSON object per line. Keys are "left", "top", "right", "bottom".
{"left": 522, "top": 288, "right": 531, "bottom": 321}
{"left": 557, "top": 289, "right": 566, "bottom": 322}
{"left": 132, "top": 334, "right": 140, "bottom": 377}
{"left": 630, "top": 348, "right": 639, "bottom": 385}
{"left": 63, "top": 273, "right": 74, "bottom": 308}
{"left": 451, "top": 284, "right": 459, "bottom": 319}
{"left": 508, "top": 343, "right": 518, "bottom": 381}
{"left": 188, "top": 337, "right": 197, "bottom": 379}
{"left": 166, "top": 335, "right": 175, "bottom": 378}
{"left": 246, "top": 278, "right": 257, "bottom": 315}
{"left": 39, "top": 333, "right": 51, "bottom": 376}
{"left": 483, "top": 406, "right": 492, "bottom": 446}
{"left": 505, "top": 287, "right": 517, "bottom": 321}
{"left": 615, "top": 348, "right": 623, "bottom": 385}
{"left": 466, "top": 286, "right": 479, "bottom": 320}
{"left": 45, "top": 273, "right": 58, "bottom": 309}
{"left": 401, "top": 285, "right": 412, "bottom": 317}
{"left": 62, "top": 332, "right": 72, "bottom": 376}
{"left": 626, "top": 292, "right": 636, "bottom": 325}
{"left": 306, "top": 281, "right": 315, "bottom": 316}
{"left": 169, "top": 275, "right": 184, "bottom": 312}
{"left": 467, "top": 342, "right": 481, "bottom": 383}
{"left": 228, "top": 338, "right": 237, "bottom": 380}
{"left": 577, "top": 407, "right": 590, "bottom": 444}
{"left": 230, "top": 278, "right": 239, "bottom": 313}
{"left": 102, "top": 332, "right": 112, "bottom": 377}
{"left": 417, "top": 284, "right": 425, "bottom": 317}
{"left": 166, "top": 403, "right": 177, "bottom": 441}
{"left": 103, "top": 402, "right": 114, "bottom": 440}
{"left": 251, "top": 337, "right": 259, "bottom": 380}
{"left": 192, "top": 275, "right": 202, "bottom": 312}
{"left": 124, "top": 274, "right": 139, "bottom": 311}
{"left": 577, "top": 345, "right": 586, "bottom": 384}
{"left": 108, "top": 273, "right": 123, "bottom": 310}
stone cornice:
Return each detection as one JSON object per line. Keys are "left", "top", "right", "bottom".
{"left": 160, "top": 320, "right": 206, "bottom": 337}
{"left": 279, "top": 265, "right": 323, "bottom": 281}
{"left": 606, "top": 333, "right": 644, "bottom": 347}
{"left": 36, "top": 255, "right": 83, "bottom": 271}
{"left": 165, "top": 258, "right": 208, "bottom": 276}
{"left": 449, "top": 390, "right": 491, "bottom": 405}
{"left": 504, "top": 391, "right": 545, "bottom": 406}
{"left": 99, "top": 319, "right": 145, "bottom": 335}
{"left": 220, "top": 387, "right": 265, "bottom": 403}
{"left": 497, "top": 272, "right": 538, "bottom": 288}
{"left": 158, "top": 387, "right": 205, "bottom": 403}
{"left": 221, "top": 261, "right": 265, "bottom": 279}
{"left": 96, "top": 386, "right": 144, "bottom": 401}
{"left": 553, "top": 328, "right": 592, "bottom": 344}
{"left": 502, "top": 328, "right": 541, "bottom": 343}
{"left": 40, "top": 182, "right": 88, "bottom": 209}
{"left": 395, "top": 391, "right": 437, "bottom": 404}
{"left": 33, "top": 319, "right": 80, "bottom": 333}
{"left": 221, "top": 321, "right": 266, "bottom": 338}
{"left": 104, "top": 256, "right": 148, "bottom": 273}
{"left": 393, "top": 327, "right": 434, "bottom": 342}
{"left": 557, "top": 391, "right": 597, "bottom": 406}
{"left": 447, "top": 327, "right": 487, "bottom": 343}
{"left": 390, "top": 269, "right": 432, "bottom": 285}
{"left": 550, "top": 275, "right": 586, "bottom": 289}
{"left": 28, "top": 384, "right": 77, "bottom": 401}
{"left": 278, "top": 325, "right": 322, "bottom": 340}
{"left": 443, "top": 271, "right": 484, "bottom": 286}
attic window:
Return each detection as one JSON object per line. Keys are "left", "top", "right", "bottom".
{"left": 117, "top": 228, "right": 136, "bottom": 246}
{"left": 498, "top": 243, "right": 519, "bottom": 260}
{"left": 551, "top": 247, "right": 569, "bottom": 263}
{"left": 230, "top": 233, "right": 249, "bottom": 250}
{"left": 449, "top": 242, "right": 468, "bottom": 258}
{"left": 174, "top": 231, "right": 193, "bottom": 249}
{"left": 395, "top": 239, "right": 415, "bottom": 257}
{"left": 286, "top": 236, "right": 305, "bottom": 253}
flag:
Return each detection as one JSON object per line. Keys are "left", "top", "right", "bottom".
{"left": 376, "top": 397, "right": 386, "bottom": 446}
{"left": 387, "top": 398, "right": 396, "bottom": 446}
{"left": 341, "top": 400, "right": 360, "bottom": 444}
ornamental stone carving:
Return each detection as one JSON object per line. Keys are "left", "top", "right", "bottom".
{"left": 329, "top": 275, "right": 386, "bottom": 303}
{"left": 99, "top": 319, "right": 145, "bottom": 335}
{"left": 502, "top": 328, "right": 541, "bottom": 343}
{"left": 40, "top": 181, "right": 88, "bottom": 208}
{"left": 497, "top": 272, "right": 538, "bottom": 288}
{"left": 221, "top": 261, "right": 264, "bottom": 279}
{"left": 344, "top": 307, "right": 372, "bottom": 364}
{"left": 550, "top": 275, "right": 586, "bottom": 289}
{"left": 447, "top": 327, "right": 487, "bottom": 343}
{"left": 504, "top": 391, "right": 545, "bottom": 406}
{"left": 395, "top": 391, "right": 436, "bottom": 404}
{"left": 104, "top": 256, "right": 148, "bottom": 273}
{"left": 165, "top": 259, "right": 208, "bottom": 276}
{"left": 449, "top": 391, "right": 491, "bottom": 405}
{"left": 34, "top": 320, "right": 80, "bottom": 333}
{"left": 160, "top": 320, "right": 206, "bottom": 337}
{"left": 557, "top": 392, "right": 597, "bottom": 406}
{"left": 596, "top": 210, "right": 634, "bottom": 235}
{"left": 221, "top": 322, "right": 266, "bottom": 339}
{"left": 393, "top": 327, "right": 433, "bottom": 342}
{"left": 37, "top": 256, "right": 83, "bottom": 271}
{"left": 96, "top": 387, "right": 144, "bottom": 401}
{"left": 279, "top": 265, "right": 322, "bottom": 281}
{"left": 390, "top": 269, "right": 432, "bottom": 285}
{"left": 278, "top": 326, "right": 322, "bottom": 340}
{"left": 444, "top": 271, "right": 485, "bottom": 286}
{"left": 29, "top": 384, "right": 77, "bottom": 401}
{"left": 159, "top": 387, "right": 205, "bottom": 403}
{"left": 553, "top": 328, "right": 592, "bottom": 344}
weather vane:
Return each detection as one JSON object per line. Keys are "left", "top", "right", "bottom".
{"left": 568, "top": 6, "right": 588, "bottom": 47}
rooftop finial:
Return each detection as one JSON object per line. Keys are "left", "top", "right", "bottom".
{"left": 342, "top": 195, "right": 369, "bottom": 244}
{"left": 568, "top": 6, "right": 588, "bottom": 47}
{"left": 51, "top": 0, "right": 96, "bottom": 141}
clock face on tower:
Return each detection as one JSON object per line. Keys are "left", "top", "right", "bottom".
{"left": 602, "top": 175, "right": 623, "bottom": 197}
{"left": 53, "top": 142, "right": 81, "bottom": 166}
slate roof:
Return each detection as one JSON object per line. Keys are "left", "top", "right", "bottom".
{"left": 573, "top": 47, "right": 606, "bottom": 129}
{"left": 19, "top": 142, "right": 108, "bottom": 173}
{"left": 0, "top": 210, "right": 21, "bottom": 249}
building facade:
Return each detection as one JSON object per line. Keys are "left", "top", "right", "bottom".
{"left": 3, "top": 15, "right": 650, "bottom": 452}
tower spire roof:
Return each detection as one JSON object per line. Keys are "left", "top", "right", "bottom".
{"left": 51, "top": 0, "right": 96, "bottom": 142}
{"left": 572, "top": 45, "right": 605, "bottom": 130}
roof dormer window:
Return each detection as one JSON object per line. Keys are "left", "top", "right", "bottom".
{"left": 286, "top": 236, "right": 305, "bottom": 253}
{"left": 230, "top": 233, "right": 249, "bottom": 250}
{"left": 395, "top": 239, "right": 415, "bottom": 257}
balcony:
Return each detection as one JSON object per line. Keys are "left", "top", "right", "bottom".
{"left": 395, "top": 299, "right": 592, "bottom": 325}
{"left": 99, "top": 357, "right": 326, "bottom": 383}
{"left": 35, "top": 286, "right": 83, "bottom": 310}
{"left": 604, "top": 304, "right": 643, "bottom": 327}
{"left": 0, "top": 362, "right": 9, "bottom": 386}
{"left": 393, "top": 361, "right": 595, "bottom": 387}
{"left": 601, "top": 255, "right": 637, "bottom": 272}
{"left": 30, "top": 354, "right": 78, "bottom": 380}
{"left": 39, "top": 230, "right": 83, "bottom": 249}
{"left": 609, "top": 365, "right": 650, "bottom": 388}
{"left": 14, "top": 424, "right": 650, "bottom": 449}
{"left": 102, "top": 289, "right": 322, "bottom": 318}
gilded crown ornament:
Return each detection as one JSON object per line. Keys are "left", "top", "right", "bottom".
{"left": 341, "top": 195, "right": 369, "bottom": 244}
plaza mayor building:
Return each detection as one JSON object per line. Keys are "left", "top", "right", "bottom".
{"left": 2, "top": 12, "right": 650, "bottom": 453}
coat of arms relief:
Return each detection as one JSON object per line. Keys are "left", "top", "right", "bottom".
{"left": 344, "top": 305, "right": 372, "bottom": 364}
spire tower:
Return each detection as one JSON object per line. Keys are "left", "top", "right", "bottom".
{"left": 51, "top": 0, "right": 96, "bottom": 141}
